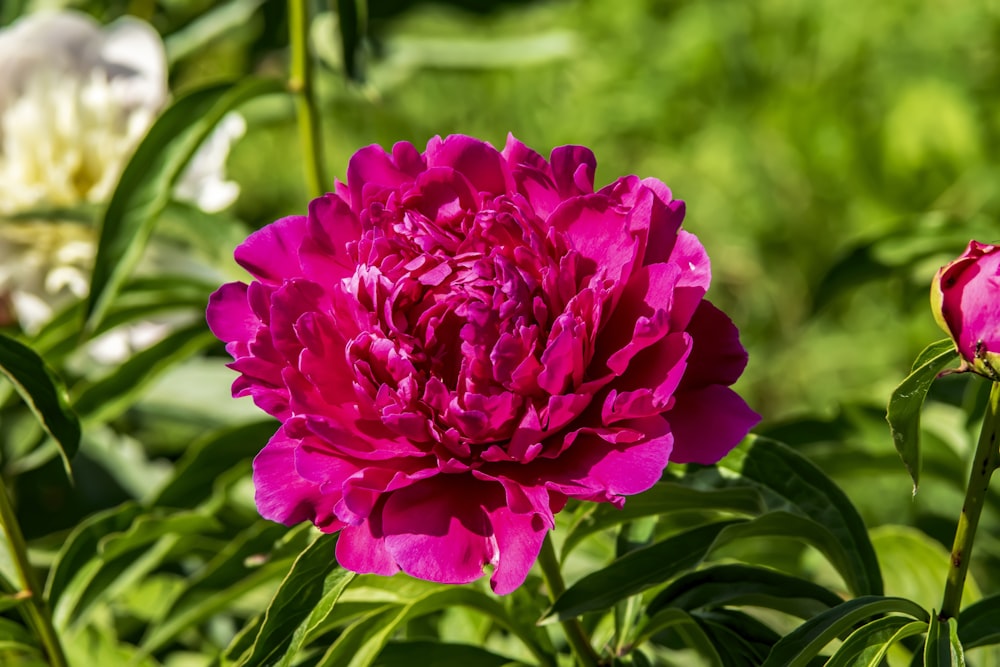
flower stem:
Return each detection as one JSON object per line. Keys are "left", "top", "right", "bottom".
{"left": 0, "top": 478, "right": 67, "bottom": 667}
{"left": 538, "top": 534, "right": 602, "bottom": 667}
{"left": 288, "top": 0, "right": 328, "bottom": 198}
{"left": 940, "top": 381, "right": 1000, "bottom": 620}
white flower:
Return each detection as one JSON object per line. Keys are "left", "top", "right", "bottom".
{"left": 0, "top": 10, "right": 244, "bottom": 336}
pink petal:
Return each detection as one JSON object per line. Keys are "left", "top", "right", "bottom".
{"left": 425, "top": 135, "right": 511, "bottom": 196}
{"left": 667, "top": 231, "right": 711, "bottom": 330}
{"left": 550, "top": 144, "right": 597, "bottom": 197}
{"left": 667, "top": 386, "right": 760, "bottom": 464}
{"left": 336, "top": 508, "right": 400, "bottom": 576}
{"left": 485, "top": 504, "right": 548, "bottom": 595}
{"left": 381, "top": 475, "right": 494, "bottom": 585}
{"left": 234, "top": 215, "right": 307, "bottom": 283}
{"left": 681, "top": 300, "right": 749, "bottom": 390}
{"left": 206, "top": 282, "right": 255, "bottom": 343}
{"left": 548, "top": 194, "right": 639, "bottom": 287}
{"left": 347, "top": 144, "right": 415, "bottom": 210}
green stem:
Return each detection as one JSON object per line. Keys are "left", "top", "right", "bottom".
{"left": 538, "top": 534, "right": 602, "bottom": 667}
{"left": 0, "top": 479, "right": 67, "bottom": 667}
{"left": 940, "top": 381, "right": 1000, "bottom": 620}
{"left": 288, "top": 0, "right": 328, "bottom": 198}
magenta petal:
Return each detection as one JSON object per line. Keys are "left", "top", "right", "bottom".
{"left": 234, "top": 215, "right": 307, "bottom": 283}
{"left": 667, "top": 231, "right": 711, "bottom": 330}
{"left": 668, "top": 386, "right": 760, "bottom": 464}
{"left": 336, "top": 509, "right": 400, "bottom": 576}
{"left": 425, "top": 135, "right": 510, "bottom": 196}
{"left": 550, "top": 145, "right": 597, "bottom": 197}
{"left": 381, "top": 476, "right": 493, "bottom": 585}
{"left": 681, "top": 300, "right": 749, "bottom": 389}
{"left": 486, "top": 504, "right": 547, "bottom": 595}
{"left": 253, "top": 427, "right": 344, "bottom": 532}
{"left": 548, "top": 194, "right": 638, "bottom": 286}
{"left": 347, "top": 144, "right": 415, "bottom": 209}
{"left": 206, "top": 282, "right": 255, "bottom": 343}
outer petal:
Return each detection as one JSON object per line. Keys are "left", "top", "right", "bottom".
{"left": 486, "top": 504, "right": 548, "bottom": 595}
{"left": 424, "top": 135, "right": 511, "bottom": 196}
{"left": 206, "top": 282, "right": 255, "bottom": 344}
{"left": 667, "top": 386, "right": 760, "bottom": 464}
{"left": 680, "top": 300, "right": 749, "bottom": 390}
{"left": 253, "top": 426, "right": 345, "bottom": 532}
{"left": 381, "top": 475, "right": 494, "bottom": 585}
{"left": 234, "top": 215, "right": 307, "bottom": 283}
{"left": 336, "top": 504, "right": 400, "bottom": 576}
{"left": 666, "top": 230, "right": 711, "bottom": 330}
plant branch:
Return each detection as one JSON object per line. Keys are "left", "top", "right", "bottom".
{"left": 538, "top": 533, "right": 602, "bottom": 667}
{"left": 288, "top": 0, "right": 328, "bottom": 198}
{"left": 0, "top": 478, "right": 67, "bottom": 667}
{"left": 940, "top": 380, "right": 1000, "bottom": 620}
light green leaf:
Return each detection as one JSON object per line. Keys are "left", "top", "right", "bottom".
{"left": 825, "top": 616, "right": 926, "bottom": 667}
{"left": 633, "top": 607, "right": 724, "bottom": 666}
{"left": 926, "top": 615, "right": 966, "bottom": 667}
{"left": 84, "top": 77, "right": 285, "bottom": 333}
{"left": 887, "top": 338, "right": 959, "bottom": 492}
{"left": 761, "top": 596, "right": 929, "bottom": 667}
{"left": 0, "top": 333, "right": 80, "bottom": 477}
{"left": 232, "top": 533, "right": 353, "bottom": 667}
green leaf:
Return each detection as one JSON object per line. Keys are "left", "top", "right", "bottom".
{"left": 887, "top": 338, "right": 960, "bottom": 492}
{"left": 46, "top": 503, "right": 143, "bottom": 605}
{"left": 957, "top": 594, "right": 1000, "bottom": 649}
{"left": 562, "top": 481, "right": 763, "bottom": 556}
{"left": 761, "top": 596, "right": 929, "bottom": 667}
{"left": 719, "top": 436, "right": 884, "bottom": 597}
{"left": 925, "top": 615, "right": 966, "bottom": 667}
{"left": 825, "top": 616, "right": 927, "bottom": 667}
{"left": 633, "top": 608, "right": 723, "bottom": 666}
{"left": 232, "top": 533, "right": 353, "bottom": 667}
{"left": 71, "top": 322, "right": 218, "bottom": 423}
{"left": 84, "top": 77, "right": 285, "bottom": 333}
{"left": 139, "top": 522, "right": 303, "bottom": 656}
{"left": 318, "top": 586, "right": 553, "bottom": 667}
{"left": 151, "top": 420, "right": 276, "bottom": 509}
{"left": 0, "top": 333, "right": 80, "bottom": 477}
{"left": 372, "top": 641, "right": 521, "bottom": 667}
{"left": 542, "top": 520, "right": 744, "bottom": 623}
{"left": 647, "top": 564, "right": 843, "bottom": 619}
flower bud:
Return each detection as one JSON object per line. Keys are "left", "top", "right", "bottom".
{"left": 932, "top": 240, "right": 1000, "bottom": 380}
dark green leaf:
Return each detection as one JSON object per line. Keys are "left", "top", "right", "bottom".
{"left": 84, "top": 77, "right": 285, "bottom": 332}
{"left": 562, "top": 481, "right": 763, "bottom": 556}
{"left": 634, "top": 608, "right": 723, "bottom": 666}
{"left": 761, "top": 596, "right": 929, "bottom": 667}
{"left": 825, "top": 616, "right": 926, "bottom": 667}
{"left": 542, "top": 520, "right": 744, "bottom": 623}
{"left": 233, "top": 533, "right": 353, "bottom": 667}
{"left": 647, "top": 564, "right": 842, "bottom": 619}
{"left": 957, "top": 593, "right": 1000, "bottom": 649}
{"left": 887, "top": 338, "right": 960, "bottom": 491}
{"left": 0, "top": 333, "right": 80, "bottom": 477}
{"left": 372, "top": 641, "right": 520, "bottom": 667}
{"left": 719, "top": 437, "right": 884, "bottom": 596}
{"left": 925, "top": 615, "right": 966, "bottom": 667}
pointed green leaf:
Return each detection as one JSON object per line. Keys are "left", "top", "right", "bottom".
{"left": 887, "top": 338, "right": 960, "bottom": 491}
{"left": 84, "top": 77, "right": 285, "bottom": 332}
{"left": 233, "top": 533, "right": 353, "bottom": 667}
{"left": 0, "top": 333, "right": 80, "bottom": 477}
{"left": 925, "top": 615, "right": 966, "bottom": 667}
{"left": 372, "top": 641, "right": 520, "bottom": 667}
{"left": 957, "top": 593, "right": 1000, "bottom": 649}
{"left": 635, "top": 608, "right": 723, "bottom": 667}
{"left": 647, "top": 564, "right": 842, "bottom": 619}
{"left": 542, "top": 520, "right": 744, "bottom": 623}
{"left": 719, "top": 437, "right": 884, "bottom": 596}
{"left": 825, "top": 616, "right": 927, "bottom": 667}
{"left": 761, "top": 596, "right": 929, "bottom": 667}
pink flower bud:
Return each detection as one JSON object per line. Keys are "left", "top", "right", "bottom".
{"left": 932, "top": 240, "right": 1000, "bottom": 380}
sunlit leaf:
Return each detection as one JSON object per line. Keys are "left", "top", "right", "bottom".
{"left": 761, "top": 596, "right": 929, "bottom": 667}
{"left": 0, "top": 333, "right": 80, "bottom": 477}
{"left": 925, "top": 615, "right": 966, "bottom": 667}
{"left": 824, "top": 616, "right": 926, "bottom": 667}
{"left": 84, "top": 77, "right": 285, "bottom": 333}
{"left": 887, "top": 338, "right": 959, "bottom": 492}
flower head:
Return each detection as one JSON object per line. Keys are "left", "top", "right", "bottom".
{"left": 208, "top": 134, "right": 759, "bottom": 593}
{"left": 933, "top": 240, "right": 1000, "bottom": 380}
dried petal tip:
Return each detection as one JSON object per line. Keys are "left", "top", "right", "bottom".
{"left": 932, "top": 240, "right": 1000, "bottom": 380}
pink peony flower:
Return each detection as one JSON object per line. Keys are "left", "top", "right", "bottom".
{"left": 207, "top": 134, "right": 759, "bottom": 594}
{"left": 933, "top": 240, "right": 1000, "bottom": 380}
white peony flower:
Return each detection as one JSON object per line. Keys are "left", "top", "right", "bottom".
{"left": 0, "top": 10, "right": 244, "bottom": 336}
